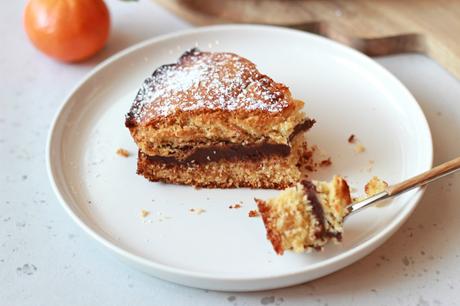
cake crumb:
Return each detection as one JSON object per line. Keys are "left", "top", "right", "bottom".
{"left": 229, "top": 204, "right": 242, "bottom": 209}
{"left": 348, "top": 134, "right": 356, "bottom": 143}
{"left": 189, "top": 208, "right": 206, "bottom": 215}
{"left": 365, "top": 176, "right": 388, "bottom": 196}
{"left": 140, "top": 209, "right": 150, "bottom": 218}
{"left": 248, "top": 210, "right": 260, "bottom": 217}
{"left": 116, "top": 148, "right": 130, "bottom": 157}
{"left": 354, "top": 143, "right": 366, "bottom": 153}
{"left": 348, "top": 135, "right": 365, "bottom": 153}
{"left": 319, "top": 158, "right": 332, "bottom": 167}
{"left": 299, "top": 144, "right": 333, "bottom": 173}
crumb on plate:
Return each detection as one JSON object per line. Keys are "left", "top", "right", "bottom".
{"left": 348, "top": 134, "right": 365, "bottom": 153}
{"left": 354, "top": 143, "right": 366, "bottom": 153}
{"left": 189, "top": 208, "right": 206, "bottom": 215}
{"left": 348, "top": 134, "right": 356, "bottom": 143}
{"left": 299, "top": 144, "right": 333, "bottom": 173}
{"left": 140, "top": 209, "right": 150, "bottom": 218}
{"left": 319, "top": 158, "right": 332, "bottom": 167}
{"left": 248, "top": 210, "right": 260, "bottom": 217}
{"left": 229, "top": 204, "right": 242, "bottom": 209}
{"left": 116, "top": 148, "right": 130, "bottom": 157}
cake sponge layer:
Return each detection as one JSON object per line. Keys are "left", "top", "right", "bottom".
{"left": 137, "top": 138, "right": 308, "bottom": 189}
{"left": 130, "top": 114, "right": 313, "bottom": 159}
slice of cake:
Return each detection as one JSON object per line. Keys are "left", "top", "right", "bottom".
{"left": 255, "top": 176, "right": 352, "bottom": 254}
{"left": 126, "top": 48, "right": 315, "bottom": 189}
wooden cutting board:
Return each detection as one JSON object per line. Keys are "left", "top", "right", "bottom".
{"left": 154, "top": 0, "right": 460, "bottom": 79}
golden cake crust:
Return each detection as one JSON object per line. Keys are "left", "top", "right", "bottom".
{"left": 126, "top": 48, "right": 298, "bottom": 128}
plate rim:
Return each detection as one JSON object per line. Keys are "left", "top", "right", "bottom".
{"left": 46, "top": 24, "right": 433, "bottom": 289}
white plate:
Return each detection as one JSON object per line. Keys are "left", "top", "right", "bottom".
{"left": 47, "top": 25, "right": 433, "bottom": 291}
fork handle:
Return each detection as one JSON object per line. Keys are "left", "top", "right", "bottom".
{"left": 387, "top": 156, "right": 460, "bottom": 196}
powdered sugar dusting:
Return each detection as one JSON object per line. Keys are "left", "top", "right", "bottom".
{"left": 127, "top": 49, "right": 290, "bottom": 125}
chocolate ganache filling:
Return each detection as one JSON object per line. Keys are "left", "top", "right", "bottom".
{"left": 144, "top": 118, "right": 315, "bottom": 165}
{"left": 301, "top": 180, "right": 342, "bottom": 244}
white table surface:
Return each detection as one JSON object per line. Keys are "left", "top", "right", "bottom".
{"left": 1, "top": 1, "right": 460, "bottom": 305}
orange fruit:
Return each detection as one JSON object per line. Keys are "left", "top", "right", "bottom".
{"left": 24, "top": 0, "right": 110, "bottom": 62}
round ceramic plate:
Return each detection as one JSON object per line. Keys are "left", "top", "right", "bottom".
{"left": 47, "top": 25, "right": 432, "bottom": 291}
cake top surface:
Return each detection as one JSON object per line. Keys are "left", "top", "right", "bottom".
{"left": 126, "top": 48, "right": 293, "bottom": 127}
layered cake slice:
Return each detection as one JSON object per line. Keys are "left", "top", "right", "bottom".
{"left": 256, "top": 176, "right": 352, "bottom": 254}
{"left": 125, "top": 48, "right": 315, "bottom": 189}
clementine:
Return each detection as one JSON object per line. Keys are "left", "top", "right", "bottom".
{"left": 24, "top": 0, "right": 110, "bottom": 62}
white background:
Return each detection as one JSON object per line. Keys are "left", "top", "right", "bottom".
{"left": 1, "top": 0, "right": 460, "bottom": 305}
